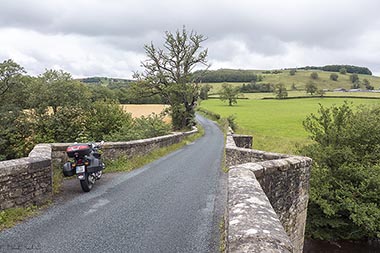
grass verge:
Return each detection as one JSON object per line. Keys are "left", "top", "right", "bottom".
{"left": 0, "top": 205, "right": 48, "bottom": 231}
{"left": 105, "top": 125, "right": 205, "bottom": 173}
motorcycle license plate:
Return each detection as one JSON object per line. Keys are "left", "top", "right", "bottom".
{"left": 76, "top": 165, "right": 85, "bottom": 173}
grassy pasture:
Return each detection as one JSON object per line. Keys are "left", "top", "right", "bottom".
{"left": 203, "top": 69, "right": 380, "bottom": 93}
{"left": 200, "top": 97, "right": 380, "bottom": 154}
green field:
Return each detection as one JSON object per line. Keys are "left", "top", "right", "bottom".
{"left": 200, "top": 97, "right": 380, "bottom": 154}
{"left": 204, "top": 69, "right": 380, "bottom": 93}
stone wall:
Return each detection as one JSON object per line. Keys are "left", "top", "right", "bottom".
{"left": 50, "top": 129, "right": 197, "bottom": 167}
{"left": 0, "top": 145, "right": 52, "bottom": 210}
{"left": 0, "top": 129, "right": 197, "bottom": 211}
{"left": 226, "top": 134, "right": 311, "bottom": 253}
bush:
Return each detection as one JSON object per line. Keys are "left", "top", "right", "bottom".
{"left": 310, "top": 72, "right": 319, "bottom": 80}
{"left": 227, "top": 115, "right": 238, "bottom": 131}
{"left": 330, "top": 73, "right": 339, "bottom": 81}
{"left": 106, "top": 113, "right": 171, "bottom": 141}
{"left": 0, "top": 106, "right": 34, "bottom": 160}
{"left": 350, "top": 74, "right": 359, "bottom": 84}
{"left": 301, "top": 103, "right": 380, "bottom": 240}
{"left": 273, "top": 83, "right": 288, "bottom": 99}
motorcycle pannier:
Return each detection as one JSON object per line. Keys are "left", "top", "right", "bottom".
{"left": 63, "top": 162, "right": 75, "bottom": 177}
{"left": 66, "top": 144, "right": 91, "bottom": 158}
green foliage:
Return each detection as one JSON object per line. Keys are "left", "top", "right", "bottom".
{"left": 350, "top": 74, "right": 359, "bottom": 84}
{"left": 339, "top": 67, "right": 347, "bottom": 74}
{"left": 273, "top": 83, "right": 288, "bottom": 99}
{"left": 363, "top": 79, "right": 374, "bottom": 90}
{"left": 240, "top": 82, "right": 273, "bottom": 93}
{"left": 301, "top": 103, "right": 380, "bottom": 240}
{"left": 0, "top": 106, "right": 34, "bottom": 160}
{"left": 133, "top": 27, "right": 208, "bottom": 130}
{"left": 227, "top": 115, "right": 238, "bottom": 131}
{"left": 199, "top": 84, "right": 212, "bottom": 100}
{"left": 220, "top": 83, "right": 240, "bottom": 106}
{"left": 133, "top": 114, "right": 171, "bottom": 139}
{"left": 86, "top": 101, "right": 132, "bottom": 141}
{"left": 289, "top": 69, "right": 297, "bottom": 76}
{"left": 0, "top": 60, "right": 172, "bottom": 161}
{"left": 300, "top": 65, "right": 371, "bottom": 75}
{"left": 32, "top": 106, "right": 88, "bottom": 143}
{"left": 106, "top": 113, "right": 171, "bottom": 141}
{"left": 0, "top": 59, "right": 25, "bottom": 97}
{"left": 306, "top": 81, "right": 318, "bottom": 95}
{"left": 310, "top": 72, "right": 319, "bottom": 80}
{"left": 88, "top": 84, "right": 117, "bottom": 102}
{"left": 0, "top": 205, "right": 39, "bottom": 231}
{"left": 330, "top": 73, "right": 339, "bottom": 81}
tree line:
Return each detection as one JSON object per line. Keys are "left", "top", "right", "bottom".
{"left": 0, "top": 60, "right": 170, "bottom": 161}
{"left": 297, "top": 65, "right": 372, "bottom": 75}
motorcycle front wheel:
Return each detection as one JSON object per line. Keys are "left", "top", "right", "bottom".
{"left": 80, "top": 173, "right": 95, "bottom": 192}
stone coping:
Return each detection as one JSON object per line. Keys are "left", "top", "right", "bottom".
{"left": 226, "top": 132, "right": 311, "bottom": 253}
{"left": 228, "top": 167, "right": 293, "bottom": 253}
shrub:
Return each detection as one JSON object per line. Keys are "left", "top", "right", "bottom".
{"left": 106, "top": 113, "right": 171, "bottom": 141}
{"left": 273, "top": 83, "right": 288, "bottom": 99}
{"left": 310, "top": 72, "right": 319, "bottom": 80}
{"left": 301, "top": 103, "right": 380, "bottom": 240}
{"left": 227, "top": 115, "right": 238, "bottom": 131}
{"left": 330, "top": 73, "right": 339, "bottom": 81}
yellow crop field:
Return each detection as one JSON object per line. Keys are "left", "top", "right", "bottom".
{"left": 120, "top": 104, "right": 171, "bottom": 123}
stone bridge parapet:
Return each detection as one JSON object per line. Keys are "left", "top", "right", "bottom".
{"left": 226, "top": 133, "right": 312, "bottom": 253}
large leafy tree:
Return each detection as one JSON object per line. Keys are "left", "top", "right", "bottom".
{"left": 305, "top": 81, "right": 318, "bottom": 95}
{"left": 133, "top": 27, "right": 209, "bottom": 130}
{"left": 301, "top": 103, "right": 380, "bottom": 240}
{"left": 219, "top": 83, "right": 240, "bottom": 106}
{"left": 28, "top": 69, "right": 91, "bottom": 114}
{"left": 0, "top": 59, "right": 25, "bottom": 97}
{"left": 274, "top": 83, "right": 288, "bottom": 99}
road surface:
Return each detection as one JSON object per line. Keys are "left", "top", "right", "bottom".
{"left": 0, "top": 115, "right": 225, "bottom": 253}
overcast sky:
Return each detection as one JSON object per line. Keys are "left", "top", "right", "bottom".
{"left": 1, "top": 0, "right": 380, "bottom": 78}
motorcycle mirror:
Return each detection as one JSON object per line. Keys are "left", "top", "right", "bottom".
{"left": 100, "top": 140, "right": 104, "bottom": 145}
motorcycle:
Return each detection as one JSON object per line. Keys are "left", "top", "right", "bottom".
{"left": 62, "top": 141, "right": 105, "bottom": 192}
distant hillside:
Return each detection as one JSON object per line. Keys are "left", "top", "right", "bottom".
{"left": 202, "top": 69, "right": 380, "bottom": 92}
{"left": 194, "top": 65, "right": 372, "bottom": 83}
{"left": 193, "top": 69, "right": 263, "bottom": 83}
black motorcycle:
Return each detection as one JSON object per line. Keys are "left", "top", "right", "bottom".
{"left": 63, "top": 142, "right": 105, "bottom": 192}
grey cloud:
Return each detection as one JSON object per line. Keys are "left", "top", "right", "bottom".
{"left": 1, "top": 0, "right": 380, "bottom": 76}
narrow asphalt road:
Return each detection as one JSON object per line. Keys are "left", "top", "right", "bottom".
{"left": 0, "top": 115, "right": 225, "bottom": 253}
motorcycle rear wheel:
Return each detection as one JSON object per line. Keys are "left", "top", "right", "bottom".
{"left": 80, "top": 173, "right": 95, "bottom": 192}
